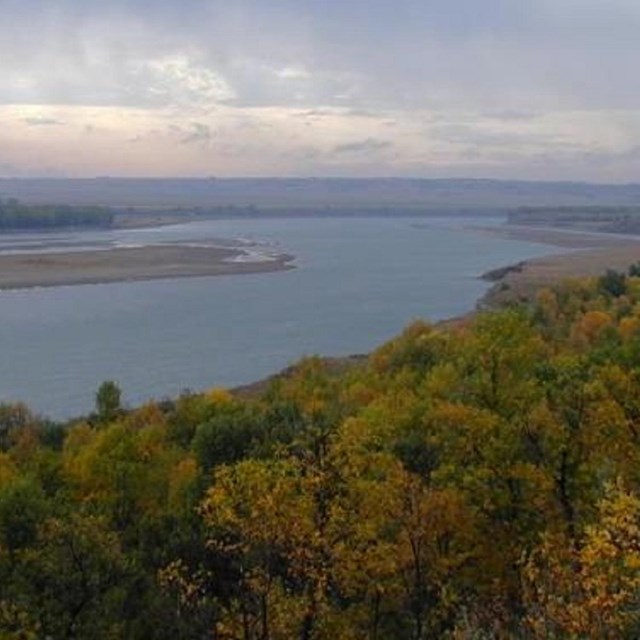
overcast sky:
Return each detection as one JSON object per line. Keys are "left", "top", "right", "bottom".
{"left": 2, "top": 0, "right": 640, "bottom": 181}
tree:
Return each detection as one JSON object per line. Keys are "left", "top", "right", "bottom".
{"left": 599, "top": 269, "right": 627, "bottom": 298}
{"left": 14, "top": 514, "right": 129, "bottom": 639}
{"left": 0, "top": 403, "right": 34, "bottom": 452}
{"left": 95, "top": 381, "right": 122, "bottom": 424}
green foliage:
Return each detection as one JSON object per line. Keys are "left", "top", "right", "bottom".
{"left": 0, "top": 478, "right": 47, "bottom": 554}
{"left": 192, "top": 409, "right": 261, "bottom": 472}
{"left": 599, "top": 268, "right": 628, "bottom": 297}
{"left": 15, "top": 514, "right": 129, "bottom": 639}
{"left": 95, "top": 380, "right": 122, "bottom": 424}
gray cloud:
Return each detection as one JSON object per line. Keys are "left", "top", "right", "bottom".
{"left": 180, "top": 123, "right": 213, "bottom": 145}
{"left": 333, "top": 138, "right": 393, "bottom": 155}
{"left": 1, "top": 1, "right": 640, "bottom": 179}
{"left": 24, "top": 117, "right": 64, "bottom": 126}
{"left": 429, "top": 123, "right": 569, "bottom": 149}
{"left": 481, "top": 111, "right": 538, "bottom": 122}
{"left": 1, "top": 0, "right": 638, "bottom": 111}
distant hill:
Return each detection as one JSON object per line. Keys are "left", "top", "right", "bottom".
{"left": 1, "top": 177, "right": 640, "bottom": 211}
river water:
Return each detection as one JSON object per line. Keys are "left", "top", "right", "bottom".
{"left": 0, "top": 216, "right": 561, "bottom": 418}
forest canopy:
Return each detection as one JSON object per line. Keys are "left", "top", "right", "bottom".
{"left": 3, "top": 269, "right": 640, "bottom": 637}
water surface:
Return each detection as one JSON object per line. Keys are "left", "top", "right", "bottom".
{"left": 0, "top": 216, "right": 561, "bottom": 418}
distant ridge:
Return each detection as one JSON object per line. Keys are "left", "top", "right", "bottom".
{"left": 1, "top": 177, "right": 639, "bottom": 210}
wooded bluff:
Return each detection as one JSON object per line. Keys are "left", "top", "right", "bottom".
{"left": 2, "top": 269, "right": 640, "bottom": 638}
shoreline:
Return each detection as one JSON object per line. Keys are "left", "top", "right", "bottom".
{"left": 236, "top": 225, "right": 640, "bottom": 397}
{"left": 0, "top": 245, "right": 295, "bottom": 291}
{"left": 476, "top": 225, "right": 640, "bottom": 308}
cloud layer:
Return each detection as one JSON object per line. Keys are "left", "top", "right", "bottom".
{"left": 2, "top": 0, "right": 640, "bottom": 180}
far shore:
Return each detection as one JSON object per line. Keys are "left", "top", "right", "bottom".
{"left": 470, "top": 223, "right": 640, "bottom": 249}
{"left": 0, "top": 245, "right": 295, "bottom": 290}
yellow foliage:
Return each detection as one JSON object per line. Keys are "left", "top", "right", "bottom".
{"left": 0, "top": 453, "right": 16, "bottom": 489}
{"left": 8, "top": 426, "right": 40, "bottom": 467}
{"left": 523, "top": 483, "right": 640, "bottom": 638}
{"left": 536, "top": 287, "right": 559, "bottom": 324}
{"left": 619, "top": 315, "right": 640, "bottom": 340}
{"left": 167, "top": 456, "right": 198, "bottom": 512}
{"left": 203, "top": 387, "right": 234, "bottom": 407}
{"left": 62, "top": 422, "right": 94, "bottom": 455}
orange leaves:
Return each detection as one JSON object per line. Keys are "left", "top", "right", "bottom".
{"left": 571, "top": 310, "right": 614, "bottom": 346}
{"left": 619, "top": 315, "right": 640, "bottom": 341}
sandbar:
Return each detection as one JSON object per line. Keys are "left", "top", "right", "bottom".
{"left": 0, "top": 245, "right": 295, "bottom": 290}
{"left": 470, "top": 223, "right": 640, "bottom": 249}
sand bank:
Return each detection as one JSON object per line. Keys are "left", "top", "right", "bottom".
{"left": 479, "top": 225, "right": 640, "bottom": 307}
{"left": 0, "top": 245, "right": 295, "bottom": 290}
{"left": 470, "top": 224, "right": 640, "bottom": 249}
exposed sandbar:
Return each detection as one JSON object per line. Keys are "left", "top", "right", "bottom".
{"left": 0, "top": 245, "right": 295, "bottom": 290}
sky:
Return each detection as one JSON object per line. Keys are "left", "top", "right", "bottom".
{"left": 1, "top": 0, "right": 640, "bottom": 181}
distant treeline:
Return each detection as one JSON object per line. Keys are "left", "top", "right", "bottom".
{"left": 508, "top": 205, "right": 640, "bottom": 234}
{"left": 0, "top": 198, "right": 114, "bottom": 230}
{"left": 509, "top": 205, "right": 640, "bottom": 223}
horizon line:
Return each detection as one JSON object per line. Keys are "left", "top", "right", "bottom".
{"left": 1, "top": 175, "right": 640, "bottom": 188}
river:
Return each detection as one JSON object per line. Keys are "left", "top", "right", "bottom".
{"left": 0, "top": 215, "right": 561, "bottom": 418}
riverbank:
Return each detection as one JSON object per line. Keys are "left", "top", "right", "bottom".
{"left": 478, "top": 224, "right": 640, "bottom": 307}
{"left": 0, "top": 245, "right": 295, "bottom": 290}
